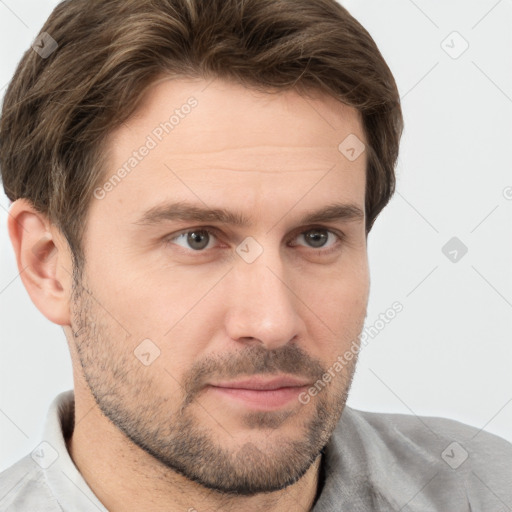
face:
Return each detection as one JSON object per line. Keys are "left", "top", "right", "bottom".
{"left": 70, "top": 77, "right": 369, "bottom": 495}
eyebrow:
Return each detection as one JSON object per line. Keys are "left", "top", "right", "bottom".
{"left": 133, "top": 201, "right": 365, "bottom": 228}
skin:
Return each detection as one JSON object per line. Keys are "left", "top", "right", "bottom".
{"left": 8, "top": 77, "right": 370, "bottom": 512}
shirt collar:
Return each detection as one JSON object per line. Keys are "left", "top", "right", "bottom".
{"left": 42, "top": 389, "right": 108, "bottom": 511}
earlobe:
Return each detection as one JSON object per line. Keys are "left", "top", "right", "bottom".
{"left": 7, "top": 199, "right": 72, "bottom": 326}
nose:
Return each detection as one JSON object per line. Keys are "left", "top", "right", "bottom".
{"left": 224, "top": 249, "right": 304, "bottom": 351}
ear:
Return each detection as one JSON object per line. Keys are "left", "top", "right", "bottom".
{"left": 7, "top": 198, "right": 73, "bottom": 326}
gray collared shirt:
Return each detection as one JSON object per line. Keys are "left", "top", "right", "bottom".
{"left": 1, "top": 390, "right": 511, "bottom": 511}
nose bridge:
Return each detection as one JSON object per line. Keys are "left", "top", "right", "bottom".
{"left": 225, "top": 243, "right": 302, "bottom": 348}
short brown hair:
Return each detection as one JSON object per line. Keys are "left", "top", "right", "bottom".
{"left": 0, "top": 0, "right": 403, "bottom": 273}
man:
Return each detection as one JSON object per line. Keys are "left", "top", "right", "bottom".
{"left": 0, "top": 0, "right": 510, "bottom": 510}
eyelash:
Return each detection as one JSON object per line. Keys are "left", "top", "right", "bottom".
{"left": 163, "top": 226, "right": 345, "bottom": 256}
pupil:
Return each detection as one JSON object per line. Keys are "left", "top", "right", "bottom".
{"left": 306, "top": 230, "right": 327, "bottom": 247}
{"left": 188, "top": 231, "right": 209, "bottom": 250}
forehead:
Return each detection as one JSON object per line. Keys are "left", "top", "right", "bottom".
{"left": 125, "top": 76, "right": 364, "bottom": 147}
{"left": 89, "top": 77, "right": 367, "bottom": 231}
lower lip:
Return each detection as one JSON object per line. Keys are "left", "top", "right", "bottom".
{"left": 207, "top": 386, "right": 308, "bottom": 410}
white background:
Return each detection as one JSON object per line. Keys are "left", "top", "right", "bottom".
{"left": 1, "top": 0, "right": 511, "bottom": 473}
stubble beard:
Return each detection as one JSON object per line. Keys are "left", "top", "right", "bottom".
{"left": 70, "top": 273, "right": 358, "bottom": 495}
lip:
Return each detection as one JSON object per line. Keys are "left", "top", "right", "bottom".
{"left": 210, "top": 375, "right": 311, "bottom": 391}
{"left": 207, "top": 375, "right": 311, "bottom": 410}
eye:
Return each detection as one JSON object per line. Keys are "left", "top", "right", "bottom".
{"left": 164, "top": 226, "right": 343, "bottom": 254}
{"left": 167, "top": 229, "right": 218, "bottom": 251}
{"left": 291, "top": 228, "right": 342, "bottom": 252}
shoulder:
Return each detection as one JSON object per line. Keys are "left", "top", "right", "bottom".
{"left": 347, "top": 405, "right": 511, "bottom": 444}
{"left": 0, "top": 455, "right": 60, "bottom": 512}
{"left": 346, "top": 406, "right": 512, "bottom": 465}
{"left": 329, "top": 406, "right": 512, "bottom": 510}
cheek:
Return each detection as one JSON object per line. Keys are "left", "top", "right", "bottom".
{"left": 311, "top": 284, "right": 368, "bottom": 334}
{"left": 83, "top": 252, "right": 224, "bottom": 381}
{"left": 84, "top": 256, "right": 180, "bottom": 334}
{"left": 297, "top": 262, "right": 369, "bottom": 354}
{"left": 306, "top": 247, "right": 368, "bottom": 304}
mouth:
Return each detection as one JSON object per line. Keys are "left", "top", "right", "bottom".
{"left": 206, "top": 375, "right": 311, "bottom": 410}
